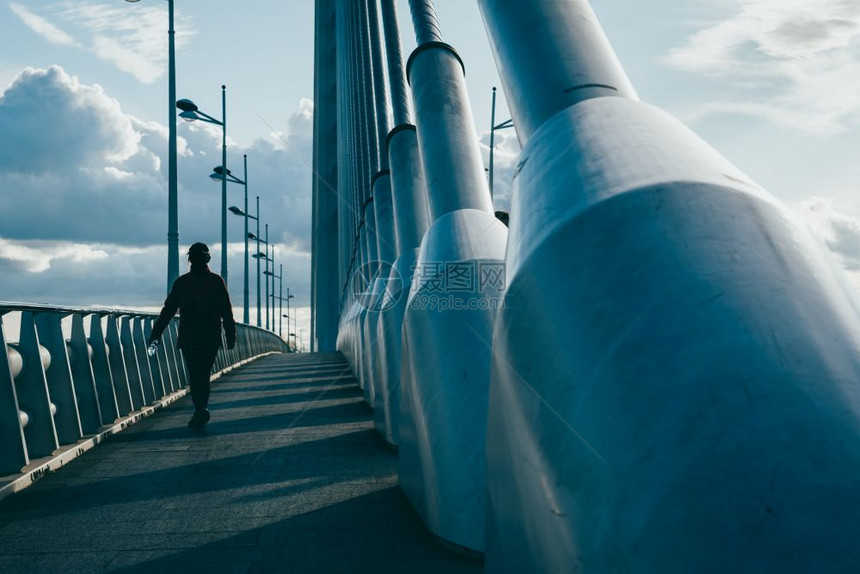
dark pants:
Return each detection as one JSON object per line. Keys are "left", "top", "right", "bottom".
{"left": 181, "top": 345, "right": 219, "bottom": 411}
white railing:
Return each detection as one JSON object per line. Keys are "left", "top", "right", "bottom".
{"left": 0, "top": 302, "right": 289, "bottom": 478}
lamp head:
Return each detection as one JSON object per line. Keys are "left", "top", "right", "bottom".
{"left": 229, "top": 206, "right": 244, "bottom": 216}
{"left": 176, "top": 98, "right": 198, "bottom": 112}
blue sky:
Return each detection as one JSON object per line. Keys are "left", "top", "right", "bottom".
{"left": 2, "top": 0, "right": 860, "bottom": 333}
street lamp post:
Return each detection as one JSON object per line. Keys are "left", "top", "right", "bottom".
{"left": 124, "top": 0, "right": 178, "bottom": 293}
{"left": 225, "top": 156, "right": 254, "bottom": 324}
{"left": 176, "top": 85, "right": 229, "bottom": 284}
{"left": 279, "top": 264, "right": 283, "bottom": 338}
{"left": 247, "top": 209, "right": 263, "bottom": 327}
{"left": 251, "top": 227, "right": 272, "bottom": 330}
{"left": 489, "top": 86, "right": 514, "bottom": 200}
{"left": 251, "top": 225, "right": 271, "bottom": 329}
{"left": 255, "top": 197, "right": 260, "bottom": 326}
{"left": 265, "top": 265, "right": 283, "bottom": 337}
{"left": 243, "top": 156, "right": 249, "bottom": 323}
{"left": 286, "top": 289, "right": 295, "bottom": 345}
{"left": 266, "top": 225, "right": 271, "bottom": 330}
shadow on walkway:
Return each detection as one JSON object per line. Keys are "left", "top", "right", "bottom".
{"left": 0, "top": 353, "right": 482, "bottom": 573}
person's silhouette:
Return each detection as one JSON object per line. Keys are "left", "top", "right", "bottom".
{"left": 148, "top": 242, "right": 236, "bottom": 428}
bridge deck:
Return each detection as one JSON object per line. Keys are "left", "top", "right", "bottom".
{"left": 0, "top": 352, "right": 482, "bottom": 573}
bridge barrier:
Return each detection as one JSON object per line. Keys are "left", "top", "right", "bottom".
{"left": 0, "top": 303, "right": 289, "bottom": 482}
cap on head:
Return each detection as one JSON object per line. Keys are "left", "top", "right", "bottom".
{"left": 187, "top": 242, "right": 211, "bottom": 264}
{"left": 188, "top": 242, "right": 209, "bottom": 255}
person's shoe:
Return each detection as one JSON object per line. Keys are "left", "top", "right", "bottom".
{"left": 188, "top": 409, "right": 210, "bottom": 428}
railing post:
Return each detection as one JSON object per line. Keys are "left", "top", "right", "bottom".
{"left": 68, "top": 313, "right": 103, "bottom": 433}
{"left": 132, "top": 316, "right": 157, "bottom": 404}
{"left": 143, "top": 317, "right": 169, "bottom": 397}
{"left": 34, "top": 311, "right": 83, "bottom": 445}
{"left": 119, "top": 316, "right": 146, "bottom": 411}
{"left": 216, "top": 333, "right": 224, "bottom": 371}
{"left": 105, "top": 314, "right": 133, "bottom": 416}
{"left": 163, "top": 321, "right": 184, "bottom": 389}
{"left": 88, "top": 314, "right": 120, "bottom": 424}
{"left": 13, "top": 311, "right": 60, "bottom": 459}
{"left": 0, "top": 315, "right": 28, "bottom": 474}
{"left": 171, "top": 321, "right": 189, "bottom": 386}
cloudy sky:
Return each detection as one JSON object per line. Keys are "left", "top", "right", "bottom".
{"left": 2, "top": 0, "right": 860, "bottom": 342}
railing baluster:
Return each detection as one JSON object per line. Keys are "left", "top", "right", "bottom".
{"left": 34, "top": 312, "right": 83, "bottom": 445}
{"left": 105, "top": 314, "right": 133, "bottom": 416}
{"left": 0, "top": 315, "right": 28, "bottom": 474}
{"left": 13, "top": 312, "right": 59, "bottom": 459}
{"left": 119, "top": 316, "right": 145, "bottom": 410}
{"left": 218, "top": 332, "right": 228, "bottom": 371}
{"left": 68, "top": 313, "right": 103, "bottom": 433}
{"left": 0, "top": 301, "right": 287, "bottom": 482}
{"left": 132, "top": 316, "right": 157, "bottom": 404}
{"left": 163, "top": 321, "right": 183, "bottom": 390}
{"left": 88, "top": 314, "right": 120, "bottom": 424}
{"left": 143, "top": 317, "right": 168, "bottom": 398}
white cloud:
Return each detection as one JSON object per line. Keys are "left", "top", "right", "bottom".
{"left": 0, "top": 237, "right": 311, "bottom": 315}
{"left": 0, "top": 238, "right": 108, "bottom": 273}
{"left": 90, "top": 35, "right": 163, "bottom": 85}
{"left": 665, "top": 0, "right": 860, "bottom": 135}
{"left": 9, "top": 2, "right": 195, "bottom": 84}
{"left": 792, "top": 197, "right": 860, "bottom": 271}
{"left": 479, "top": 128, "right": 520, "bottom": 212}
{"left": 63, "top": 1, "right": 196, "bottom": 84}
{"left": 0, "top": 65, "right": 313, "bottom": 250}
{"left": 9, "top": 3, "right": 80, "bottom": 47}
{"left": 0, "top": 66, "right": 140, "bottom": 171}
{"left": 0, "top": 65, "right": 314, "bottom": 311}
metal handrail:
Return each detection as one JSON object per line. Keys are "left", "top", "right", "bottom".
{"left": 0, "top": 301, "right": 289, "bottom": 477}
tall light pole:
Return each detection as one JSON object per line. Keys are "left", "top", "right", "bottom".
{"left": 176, "top": 85, "right": 229, "bottom": 284}
{"left": 286, "top": 289, "right": 295, "bottom": 345}
{"left": 264, "top": 224, "right": 270, "bottom": 329}
{"left": 279, "top": 264, "right": 283, "bottom": 338}
{"left": 243, "top": 156, "right": 248, "bottom": 322}
{"left": 265, "top": 265, "right": 283, "bottom": 336}
{"left": 251, "top": 224, "right": 271, "bottom": 329}
{"left": 226, "top": 156, "right": 254, "bottom": 323}
{"left": 248, "top": 203, "right": 262, "bottom": 327}
{"left": 251, "top": 233, "right": 271, "bottom": 327}
{"left": 124, "top": 0, "right": 178, "bottom": 293}
{"left": 255, "top": 197, "right": 260, "bottom": 326}
{"left": 488, "top": 86, "right": 514, "bottom": 200}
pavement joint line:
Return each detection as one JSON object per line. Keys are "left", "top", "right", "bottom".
{"left": 0, "top": 351, "right": 282, "bottom": 503}
{"left": 246, "top": 361, "right": 355, "bottom": 470}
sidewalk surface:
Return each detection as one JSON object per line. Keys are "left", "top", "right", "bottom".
{"left": 0, "top": 352, "right": 483, "bottom": 573}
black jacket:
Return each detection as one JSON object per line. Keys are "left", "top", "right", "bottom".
{"left": 150, "top": 265, "right": 236, "bottom": 350}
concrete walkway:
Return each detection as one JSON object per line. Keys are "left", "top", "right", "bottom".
{"left": 0, "top": 352, "right": 483, "bottom": 573}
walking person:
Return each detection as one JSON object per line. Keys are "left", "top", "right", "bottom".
{"left": 148, "top": 242, "right": 236, "bottom": 428}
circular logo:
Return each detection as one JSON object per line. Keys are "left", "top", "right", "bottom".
{"left": 350, "top": 260, "right": 403, "bottom": 311}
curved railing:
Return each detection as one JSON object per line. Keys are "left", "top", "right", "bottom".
{"left": 0, "top": 302, "right": 289, "bottom": 484}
